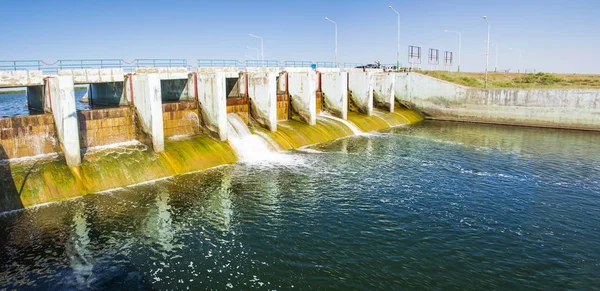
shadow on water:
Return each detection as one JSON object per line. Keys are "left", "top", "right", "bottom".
{"left": 0, "top": 145, "right": 23, "bottom": 212}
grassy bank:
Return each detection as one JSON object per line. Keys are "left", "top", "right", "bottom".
{"left": 0, "top": 86, "right": 88, "bottom": 95}
{"left": 418, "top": 71, "right": 600, "bottom": 89}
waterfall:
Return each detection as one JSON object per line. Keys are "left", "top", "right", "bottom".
{"left": 227, "top": 113, "right": 297, "bottom": 165}
{"left": 319, "top": 112, "right": 364, "bottom": 135}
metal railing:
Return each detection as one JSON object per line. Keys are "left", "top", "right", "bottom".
{"left": 197, "top": 59, "right": 238, "bottom": 68}
{"left": 245, "top": 60, "right": 280, "bottom": 68}
{"left": 0, "top": 60, "right": 43, "bottom": 71}
{"left": 134, "top": 59, "right": 187, "bottom": 68}
{"left": 1, "top": 58, "right": 390, "bottom": 73}
{"left": 57, "top": 59, "right": 125, "bottom": 69}
{"left": 283, "top": 61, "right": 313, "bottom": 68}
{"left": 343, "top": 63, "right": 366, "bottom": 69}
{"left": 316, "top": 62, "right": 339, "bottom": 68}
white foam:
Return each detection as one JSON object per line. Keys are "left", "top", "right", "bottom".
{"left": 319, "top": 112, "right": 364, "bottom": 135}
{"left": 227, "top": 114, "right": 304, "bottom": 167}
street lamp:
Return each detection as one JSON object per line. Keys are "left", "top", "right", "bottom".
{"left": 444, "top": 30, "right": 461, "bottom": 72}
{"left": 483, "top": 16, "right": 490, "bottom": 88}
{"left": 325, "top": 17, "right": 338, "bottom": 65}
{"left": 389, "top": 6, "right": 400, "bottom": 70}
{"left": 246, "top": 46, "right": 259, "bottom": 61}
{"left": 510, "top": 48, "right": 523, "bottom": 73}
{"left": 248, "top": 34, "right": 264, "bottom": 61}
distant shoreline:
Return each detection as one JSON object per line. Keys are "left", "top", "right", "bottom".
{"left": 0, "top": 86, "right": 88, "bottom": 95}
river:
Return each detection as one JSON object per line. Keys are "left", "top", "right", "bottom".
{"left": 0, "top": 121, "right": 598, "bottom": 290}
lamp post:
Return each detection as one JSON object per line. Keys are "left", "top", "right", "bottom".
{"left": 444, "top": 30, "right": 461, "bottom": 72}
{"left": 324, "top": 17, "right": 338, "bottom": 65}
{"left": 246, "top": 46, "right": 259, "bottom": 61}
{"left": 389, "top": 6, "right": 400, "bottom": 70}
{"left": 483, "top": 16, "right": 490, "bottom": 88}
{"left": 510, "top": 48, "right": 523, "bottom": 73}
{"left": 248, "top": 34, "right": 264, "bottom": 61}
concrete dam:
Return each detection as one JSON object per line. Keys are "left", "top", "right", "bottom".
{"left": 2, "top": 60, "right": 600, "bottom": 212}
{"left": 0, "top": 62, "right": 427, "bottom": 212}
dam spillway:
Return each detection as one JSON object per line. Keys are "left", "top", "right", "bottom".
{"left": 0, "top": 61, "right": 599, "bottom": 290}
{"left": 0, "top": 62, "right": 426, "bottom": 212}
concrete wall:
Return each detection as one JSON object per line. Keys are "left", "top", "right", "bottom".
{"left": 135, "top": 67, "right": 188, "bottom": 80}
{"left": 58, "top": 68, "right": 125, "bottom": 84}
{"left": 248, "top": 71, "right": 277, "bottom": 131}
{"left": 78, "top": 107, "right": 135, "bottom": 149}
{"left": 162, "top": 102, "right": 201, "bottom": 137}
{"left": 26, "top": 86, "right": 45, "bottom": 113}
{"left": 196, "top": 71, "right": 228, "bottom": 141}
{"left": 161, "top": 79, "right": 191, "bottom": 102}
{"left": 321, "top": 72, "right": 348, "bottom": 119}
{"left": 373, "top": 72, "right": 395, "bottom": 112}
{"left": 0, "top": 114, "right": 57, "bottom": 159}
{"left": 89, "top": 82, "right": 127, "bottom": 106}
{"left": 133, "top": 74, "right": 164, "bottom": 152}
{"left": 0, "top": 70, "right": 43, "bottom": 88}
{"left": 396, "top": 72, "right": 600, "bottom": 131}
{"left": 46, "top": 76, "right": 81, "bottom": 166}
{"left": 348, "top": 71, "right": 374, "bottom": 115}
{"left": 288, "top": 71, "right": 317, "bottom": 125}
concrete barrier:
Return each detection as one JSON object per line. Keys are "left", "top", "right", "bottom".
{"left": 373, "top": 72, "right": 395, "bottom": 112}
{"left": 135, "top": 67, "right": 189, "bottom": 80}
{"left": 348, "top": 71, "right": 374, "bottom": 115}
{"left": 248, "top": 71, "right": 277, "bottom": 131}
{"left": 288, "top": 71, "right": 317, "bottom": 125}
{"left": 46, "top": 76, "right": 81, "bottom": 166}
{"left": 395, "top": 72, "right": 600, "bottom": 131}
{"left": 58, "top": 68, "right": 125, "bottom": 84}
{"left": 320, "top": 72, "right": 348, "bottom": 119}
{"left": 0, "top": 70, "right": 44, "bottom": 87}
{"left": 196, "top": 70, "right": 230, "bottom": 141}
{"left": 133, "top": 74, "right": 164, "bottom": 152}
{"left": 89, "top": 82, "right": 127, "bottom": 106}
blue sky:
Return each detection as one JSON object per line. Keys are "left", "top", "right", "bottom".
{"left": 0, "top": 0, "right": 598, "bottom": 73}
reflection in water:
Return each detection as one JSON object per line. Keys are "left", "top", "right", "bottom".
{"left": 0, "top": 121, "right": 599, "bottom": 290}
{"left": 205, "top": 169, "right": 234, "bottom": 232}
{"left": 144, "top": 186, "right": 174, "bottom": 253}
{"left": 67, "top": 207, "right": 93, "bottom": 287}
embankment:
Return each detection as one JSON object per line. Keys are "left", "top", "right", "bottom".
{"left": 395, "top": 72, "right": 600, "bottom": 131}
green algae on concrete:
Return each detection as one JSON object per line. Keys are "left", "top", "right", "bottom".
{"left": 2, "top": 134, "right": 237, "bottom": 211}
{"left": 348, "top": 108, "right": 424, "bottom": 132}
{"left": 252, "top": 117, "right": 355, "bottom": 151}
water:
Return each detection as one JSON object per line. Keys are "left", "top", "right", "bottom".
{"left": 1, "top": 121, "right": 599, "bottom": 290}
{"left": 226, "top": 113, "right": 299, "bottom": 166}
{"left": 0, "top": 89, "right": 89, "bottom": 117}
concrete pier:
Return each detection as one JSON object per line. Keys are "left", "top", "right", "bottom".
{"left": 196, "top": 68, "right": 238, "bottom": 141}
{"left": 132, "top": 74, "right": 164, "bottom": 152}
{"left": 287, "top": 70, "right": 318, "bottom": 125}
{"left": 373, "top": 72, "right": 395, "bottom": 112}
{"left": 348, "top": 71, "right": 374, "bottom": 116}
{"left": 248, "top": 71, "right": 277, "bottom": 131}
{"left": 321, "top": 71, "right": 348, "bottom": 119}
{"left": 46, "top": 76, "right": 81, "bottom": 166}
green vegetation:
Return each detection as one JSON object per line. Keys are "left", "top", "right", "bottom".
{"left": 0, "top": 90, "right": 25, "bottom": 95}
{"left": 0, "top": 86, "right": 86, "bottom": 95}
{"left": 419, "top": 71, "right": 600, "bottom": 89}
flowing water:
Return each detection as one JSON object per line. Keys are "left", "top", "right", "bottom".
{"left": 1, "top": 120, "right": 599, "bottom": 290}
